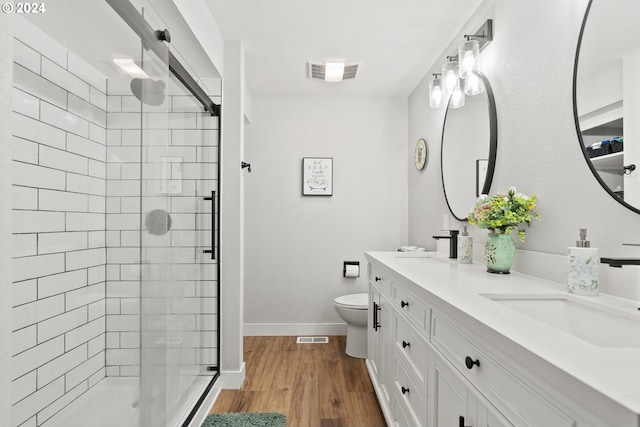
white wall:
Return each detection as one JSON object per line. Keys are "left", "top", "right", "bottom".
{"left": 408, "top": 0, "right": 640, "bottom": 299}
{"left": 244, "top": 96, "right": 408, "bottom": 334}
{"left": 220, "top": 40, "right": 246, "bottom": 387}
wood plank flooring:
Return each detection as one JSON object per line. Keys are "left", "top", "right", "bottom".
{"left": 211, "top": 336, "right": 387, "bottom": 427}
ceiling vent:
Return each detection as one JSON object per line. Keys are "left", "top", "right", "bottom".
{"left": 307, "top": 62, "right": 359, "bottom": 82}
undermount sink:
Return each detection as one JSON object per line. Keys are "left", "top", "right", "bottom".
{"left": 483, "top": 293, "right": 640, "bottom": 348}
{"left": 394, "top": 253, "right": 450, "bottom": 264}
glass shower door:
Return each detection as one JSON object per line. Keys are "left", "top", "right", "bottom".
{"left": 136, "top": 7, "right": 219, "bottom": 421}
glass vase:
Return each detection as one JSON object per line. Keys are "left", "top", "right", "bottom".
{"left": 485, "top": 230, "right": 516, "bottom": 274}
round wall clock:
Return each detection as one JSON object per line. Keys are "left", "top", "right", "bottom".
{"left": 414, "top": 138, "right": 427, "bottom": 170}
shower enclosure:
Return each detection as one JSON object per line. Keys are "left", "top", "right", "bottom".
{"left": 10, "top": 1, "right": 220, "bottom": 426}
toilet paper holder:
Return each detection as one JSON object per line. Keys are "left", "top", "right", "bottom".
{"left": 343, "top": 261, "right": 360, "bottom": 278}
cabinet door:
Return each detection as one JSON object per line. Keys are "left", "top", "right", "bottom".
{"left": 368, "top": 285, "right": 382, "bottom": 382}
{"left": 369, "top": 286, "right": 394, "bottom": 408}
{"left": 432, "top": 351, "right": 515, "bottom": 427}
{"left": 472, "top": 394, "right": 514, "bottom": 427}
{"left": 431, "top": 351, "right": 468, "bottom": 427}
{"left": 379, "top": 291, "right": 394, "bottom": 406}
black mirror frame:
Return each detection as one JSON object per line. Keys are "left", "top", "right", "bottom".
{"left": 440, "top": 71, "right": 498, "bottom": 221}
{"left": 572, "top": 0, "right": 640, "bottom": 215}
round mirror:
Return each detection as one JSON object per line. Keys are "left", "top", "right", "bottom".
{"left": 574, "top": 0, "right": 640, "bottom": 214}
{"left": 441, "top": 72, "right": 498, "bottom": 221}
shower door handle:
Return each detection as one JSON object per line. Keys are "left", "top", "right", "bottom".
{"left": 202, "top": 191, "right": 215, "bottom": 260}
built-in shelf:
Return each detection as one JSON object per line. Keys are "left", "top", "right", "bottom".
{"left": 590, "top": 151, "right": 623, "bottom": 170}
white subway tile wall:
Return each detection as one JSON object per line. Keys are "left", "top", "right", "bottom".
{"left": 10, "top": 30, "right": 107, "bottom": 427}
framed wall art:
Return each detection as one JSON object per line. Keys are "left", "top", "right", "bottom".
{"left": 302, "top": 157, "right": 333, "bottom": 196}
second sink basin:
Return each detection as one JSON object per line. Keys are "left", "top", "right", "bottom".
{"left": 483, "top": 293, "right": 640, "bottom": 348}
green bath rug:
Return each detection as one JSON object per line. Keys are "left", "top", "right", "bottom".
{"left": 201, "top": 412, "right": 286, "bottom": 427}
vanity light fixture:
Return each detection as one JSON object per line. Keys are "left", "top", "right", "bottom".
{"left": 429, "top": 19, "right": 493, "bottom": 108}
{"left": 428, "top": 73, "right": 443, "bottom": 108}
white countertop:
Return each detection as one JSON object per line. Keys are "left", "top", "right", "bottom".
{"left": 365, "top": 251, "right": 640, "bottom": 424}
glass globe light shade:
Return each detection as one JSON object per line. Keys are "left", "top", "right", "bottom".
{"left": 464, "top": 71, "right": 485, "bottom": 96}
{"left": 449, "top": 81, "right": 465, "bottom": 109}
{"left": 457, "top": 39, "right": 480, "bottom": 78}
{"left": 429, "top": 77, "right": 443, "bottom": 108}
{"left": 441, "top": 61, "right": 459, "bottom": 99}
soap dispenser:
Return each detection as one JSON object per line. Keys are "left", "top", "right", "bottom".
{"left": 567, "top": 228, "right": 599, "bottom": 296}
{"left": 458, "top": 225, "right": 473, "bottom": 264}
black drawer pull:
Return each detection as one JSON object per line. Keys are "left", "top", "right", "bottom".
{"left": 401, "top": 386, "right": 409, "bottom": 395}
{"left": 375, "top": 276, "right": 382, "bottom": 282}
{"left": 459, "top": 415, "right": 470, "bottom": 427}
{"left": 401, "top": 300, "right": 409, "bottom": 308}
{"left": 465, "top": 356, "right": 480, "bottom": 370}
{"left": 402, "top": 340, "right": 410, "bottom": 349}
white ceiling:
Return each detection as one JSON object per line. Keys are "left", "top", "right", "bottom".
{"left": 204, "top": 0, "right": 483, "bottom": 97}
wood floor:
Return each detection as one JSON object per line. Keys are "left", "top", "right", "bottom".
{"left": 211, "top": 336, "right": 387, "bottom": 427}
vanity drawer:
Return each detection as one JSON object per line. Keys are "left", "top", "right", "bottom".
{"left": 394, "top": 390, "right": 420, "bottom": 427}
{"left": 394, "top": 354, "right": 427, "bottom": 427}
{"left": 394, "top": 285, "right": 428, "bottom": 330}
{"left": 431, "top": 312, "right": 575, "bottom": 427}
{"left": 394, "top": 312, "right": 428, "bottom": 385}
{"left": 369, "top": 263, "right": 393, "bottom": 296}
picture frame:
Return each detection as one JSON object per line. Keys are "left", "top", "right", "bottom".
{"left": 302, "top": 157, "right": 333, "bottom": 196}
{"left": 476, "top": 159, "right": 489, "bottom": 197}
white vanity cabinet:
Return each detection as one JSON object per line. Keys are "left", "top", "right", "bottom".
{"left": 365, "top": 253, "right": 600, "bottom": 427}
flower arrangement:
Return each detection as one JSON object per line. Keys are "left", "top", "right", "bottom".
{"left": 467, "top": 187, "right": 541, "bottom": 242}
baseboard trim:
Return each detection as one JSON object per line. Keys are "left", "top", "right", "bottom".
{"left": 221, "top": 362, "right": 246, "bottom": 389}
{"left": 243, "top": 322, "right": 347, "bottom": 336}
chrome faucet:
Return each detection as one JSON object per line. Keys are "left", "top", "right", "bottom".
{"left": 433, "top": 229, "right": 459, "bottom": 259}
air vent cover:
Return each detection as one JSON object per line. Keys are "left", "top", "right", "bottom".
{"left": 296, "top": 336, "right": 329, "bottom": 344}
{"left": 307, "top": 62, "right": 359, "bottom": 81}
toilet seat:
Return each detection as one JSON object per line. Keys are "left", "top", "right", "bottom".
{"left": 334, "top": 293, "right": 368, "bottom": 310}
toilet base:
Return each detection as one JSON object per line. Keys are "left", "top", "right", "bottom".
{"left": 345, "top": 324, "right": 367, "bottom": 359}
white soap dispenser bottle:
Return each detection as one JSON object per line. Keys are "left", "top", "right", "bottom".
{"left": 567, "top": 228, "right": 599, "bottom": 296}
{"left": 458, "top": 225, "right": 473, "bottom": 264}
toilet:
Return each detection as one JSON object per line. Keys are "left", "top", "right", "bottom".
{"left": 333, "top": 293, "right": 369, "bottom": 358}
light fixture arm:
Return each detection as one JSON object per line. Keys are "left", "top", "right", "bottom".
{"left": 447, "top": 19, "right": 494, "bottom": 59}
{"left": 464, "top": 34, "right": 487, "bottom": 41}
{"left": 465, "top": 19, "right": 493, "bottom": 50}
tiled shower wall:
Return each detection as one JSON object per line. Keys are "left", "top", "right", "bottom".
{"left": 104, "top": 83, "right": 220, "bottom": 377}
{"left": 10, "top": 21, "right": 107, "bottom": 427}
